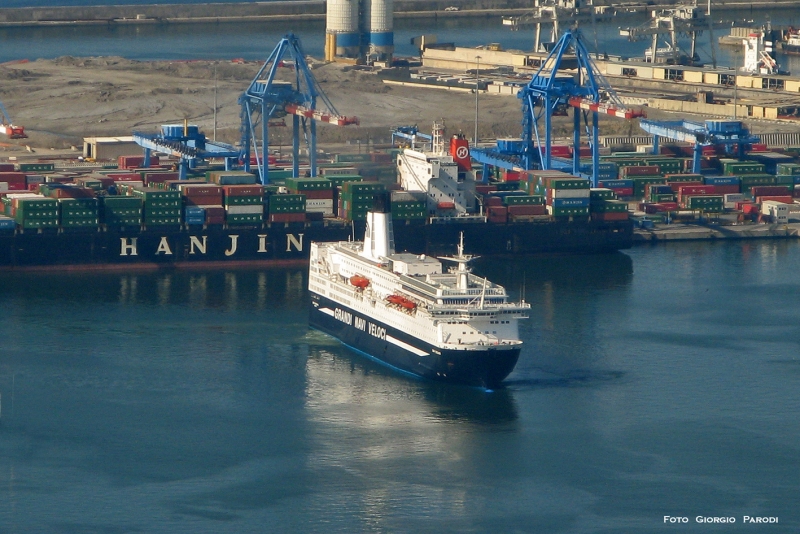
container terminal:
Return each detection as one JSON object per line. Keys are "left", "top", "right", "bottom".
{"left": 3, "top": 24, "right": 800, "bottom": 271}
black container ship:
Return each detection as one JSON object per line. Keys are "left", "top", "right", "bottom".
{"left": 0, "top": 137, "right": 632, "bottom": 271}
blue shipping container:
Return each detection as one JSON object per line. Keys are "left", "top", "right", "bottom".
{"left": 599, "top": 179, "right": 634, "bottom": 188}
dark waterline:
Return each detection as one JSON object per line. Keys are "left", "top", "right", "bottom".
{"left": 0, "top": 242, "right": 798, "bottom": 531}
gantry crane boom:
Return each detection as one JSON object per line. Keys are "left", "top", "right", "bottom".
{"left": 0, "top": 100, "right": 27, "bottom": 139}
{"left": 239, "top": 34, "right": 358, "bottom": 183}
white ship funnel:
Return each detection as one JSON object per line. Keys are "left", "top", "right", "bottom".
{"left": 361, "top": 192, "right": 395, "bottom": 262}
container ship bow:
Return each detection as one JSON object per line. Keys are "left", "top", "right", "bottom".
{"left": 308, "top": 193, "right": 530, "bottom": 388}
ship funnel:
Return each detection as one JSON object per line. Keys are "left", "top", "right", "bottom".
{"left": 361, "top": 192, "right": 395, "bottom": 262}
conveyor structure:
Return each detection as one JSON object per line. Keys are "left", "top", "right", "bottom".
{"left": 639, "top": 119, "right": 760, "bottom": 173}
{"left": 132, "top": 124, "right": 241, "bottom": 180}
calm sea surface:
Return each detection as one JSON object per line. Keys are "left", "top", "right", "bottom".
{"left": 4, "top": 8, "right": 800, "bottom": 73}
{"left": 0, "top": 240, "right": 798, "bottom": 532}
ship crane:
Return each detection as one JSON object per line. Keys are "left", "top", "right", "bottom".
{"left": 0, "top": 100, "right": 27, "bottom": 139}
{"left": 639, "top": 119, "right": 760, "bottom": 173}
{"left": 618, "top": 2, "right": 740, "bottom": 67}
{"left": 502, "top": 0, "right": 608, "bottom": 54}
{"left": 239, "top": 33, "right": 359, "bottom": 184}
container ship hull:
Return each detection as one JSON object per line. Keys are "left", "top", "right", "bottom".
{"left": 309, "top": 294, "right": 521, "bottom": 388}
{"left": 0, "top": 219, "right": 632, "bottom": 270}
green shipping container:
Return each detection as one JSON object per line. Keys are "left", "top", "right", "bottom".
{"left": 285, "top": 178, "right": 332, "bottom": 191}
{"left": 225, "top": 195, "right": 263, "bottom": 206}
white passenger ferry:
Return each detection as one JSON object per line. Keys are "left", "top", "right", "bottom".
{"left": 308, "top": 193, "right": 530, "bottom": 388}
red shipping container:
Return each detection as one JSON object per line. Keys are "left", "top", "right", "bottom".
{"left": 592, "top": 212, "right": 629, "bottom": 221}
{"left": 667, "top": 181, "right": 702, "bottom": 193}
{"left": 118, "top": 155, "right": 159, "bottom": 169}
{"left": 269, "top": 212, "right": 305, "bottom": 223}
{"left": 577, "top": 146, "right": 593, "bottom": 157}
{"left": 301, "top": 190, "right": 334, "bottom": 200}
{"left": 756, "top": 196, "right": 793, "bottom": 204}
{"left": 182, "top": 185, "right": 223, "bottom": 196}
{"left": 185, "top": 195, "right": 224, "bottom": 206}
{"left": 502, "top": 170, "right": 522, "bottom": 182}
{"left": 106, "top": 173, "right": 140, "bottom": 181}
{"left": 0, "top": 172, "right": 27, "bottom": 184}
{"left": 748, "top": 143, "right": 768, "bottom": 152}
{"left": 223, "top": 185, "right": 264, "bottom": 196}
{"left": 507, "top": 204, "right": 546, "bottom": 216}
{"left": 678, "top": 185, "right": 715, "bottom": 196}
{"left": 742, "top": 204, "right": 760, "bottom": 215}
{"left": 196, "top": 206, "right": 225, "bottom": 217}
{"left": 485, "top": 196, "right": 503, "bottom": 207}
{"left": 621, "top": 165, "right": 661, "bottom": 177}
{"left": 655, "top": 202, "right": 679, "bottom": 212}
{"left": 735, "top": 201, "right": 754, "bottom": 211}
{"left": 713, "top": 185, "right": 740, "bottom": 195}
{"left": 550, "top": 145, "right": 571, "bottom": 157}
{"left": 51, "top": 187, "right": 95, "bottom": 199}
{"left": 0, "top": 164, "right": 14, "bottom": 172}
{"left": 144, "top": 172, "right": 179, "bottom": 185}
{"left": 751, "top": 186, "right": 790, "bottom": 198}
{"left": 612, "top": 187, "right": 634, "bottom": 197}
{"left": 487, "top": 206, "right": 508, "bottom": 223}
{"left": 206, "top": 216, "right": 225, "bottom": 225}
{"left": 476, "top": 185, "right": 497, "bottom": 195}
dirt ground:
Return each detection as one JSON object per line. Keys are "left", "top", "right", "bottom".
{"left": 0, "top": 56, "right": 780, "bottom": 155}
{"left": 0, "top": 57, "right": 647, "bottom": 154}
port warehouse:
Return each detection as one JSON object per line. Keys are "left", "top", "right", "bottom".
{"left": 421, "top": 47, "right": 800, "bottom": 119}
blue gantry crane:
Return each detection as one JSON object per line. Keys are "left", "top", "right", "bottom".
{"left": 470, "top": 28, "right": 644, "bottom": 186}
{"left": 239, "top": 33, "right": 358, "bottom": 184}
{"left": 639, "top": 119, "right": 760, "bottom": 173}
{"left": 391, "top": 126, "right": 432, "bottom": 150}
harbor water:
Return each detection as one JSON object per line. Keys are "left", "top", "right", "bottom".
{"left": 0, "top": 241, "right": 797, "bottom": 531}
{"left": 4, "top": 9, "right": 800, "bottom": 73}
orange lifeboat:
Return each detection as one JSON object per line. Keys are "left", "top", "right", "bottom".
{"left": 350, "top": 275, "right": 370, "bottom": 289}
{"left": 387, "top": 294, "right": 417, "bottom": 310}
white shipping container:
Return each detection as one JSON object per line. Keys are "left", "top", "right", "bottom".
{"left": 0, "top": 182, "right": 7, "bottom": 192}
{"left": 724, "top": 193, "right": 746, "bottom": 209}
{"left": 306, "top": 199, "right": 334, "bottom": 209}
{"left": 549, "top": 188, "right": 590, "bottom": 198}
{"left": 761, "top": 200, "right": 789, "bottom": 222}
{"left": 225, "top": 205, "right": 263, "bottom": 215}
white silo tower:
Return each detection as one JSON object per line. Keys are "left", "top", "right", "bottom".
{"left": 366, "top": 0, "right": 394, "bottom": 60}
{"left": 325, "top": 0, "right": 361, "bottom": 60}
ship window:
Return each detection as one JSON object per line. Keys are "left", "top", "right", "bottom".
{"left": 493, "top": 331, "right": 497, "bottom": 334}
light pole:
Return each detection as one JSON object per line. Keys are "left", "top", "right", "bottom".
{"left": 474, "top": 55, "right": 481, "bottom": 145}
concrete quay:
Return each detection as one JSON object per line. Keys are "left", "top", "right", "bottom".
{"left": 633, "top": 222, "right": 800, "bottom": 243}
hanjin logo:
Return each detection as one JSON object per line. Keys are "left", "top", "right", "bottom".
{"left": 456, "top": 146, "right": 469, "bottom": 159}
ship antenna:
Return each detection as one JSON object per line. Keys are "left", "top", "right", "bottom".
{"left": 458, "top": 231, "right": 465, "bottom": 258}
{"left": 479, "top": 276, "right": 487, "bottom": 309}
{"left": 521, "top": 272, "right": 526, "bottom": 304}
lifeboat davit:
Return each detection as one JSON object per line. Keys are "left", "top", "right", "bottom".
{"left": 350, "top": 275, "right": 370, "bottom": 288}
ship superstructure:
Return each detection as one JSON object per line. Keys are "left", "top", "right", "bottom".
{"left": 308, "top": 193, "right": 529, "bottom": 388}
{"left": 396, "top": 122, "right": 478, "bottom": 217}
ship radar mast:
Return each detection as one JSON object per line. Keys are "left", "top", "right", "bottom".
{"left": 439, "top": 232, "right": 479, "bottom": 290}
